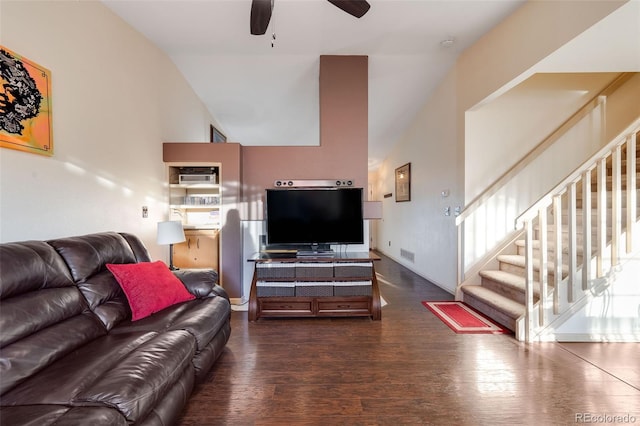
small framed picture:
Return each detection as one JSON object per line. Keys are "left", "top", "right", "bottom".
{"left": 395, "top": 163, "right": 411, "bottom": 202}
{"left": 210, "top": 125, "right": 226, "bottom": 143}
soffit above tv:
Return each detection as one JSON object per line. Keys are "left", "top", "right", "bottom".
{"left": 274, "top": 179, "right": 354, "bottom": 188}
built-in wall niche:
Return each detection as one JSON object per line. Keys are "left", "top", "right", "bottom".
{"left": 167, "top": 165, "right": 222, "bottom": 229}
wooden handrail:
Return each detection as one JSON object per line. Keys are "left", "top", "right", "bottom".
{"left": 456, "top": 72, "right": 634, "bottom": 226}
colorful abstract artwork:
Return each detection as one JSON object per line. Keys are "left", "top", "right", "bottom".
{"left": 0, "top": 46, "right": 53, "bottom": 156}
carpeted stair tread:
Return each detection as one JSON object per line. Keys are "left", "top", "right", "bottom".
{"left": 461, "top": 285, "right": 525, "bottom": 320}
{"left": 479, "top": 269, "right": 541, "bottom": 298}
{"left": 591, "top": 173, "right": 640, "bottom": 189}
{"left": 515, "top": 239, "right": 586, "bottom": 255}
{"left": 497, "top": 254, "right": 569, "bottom": 275}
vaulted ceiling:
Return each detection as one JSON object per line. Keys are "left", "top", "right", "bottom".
{"left": 102, "top": 0, "right": 639, "bottom": 170}
{"left": 102, "top": 0, "right": 525, "bottom": 168}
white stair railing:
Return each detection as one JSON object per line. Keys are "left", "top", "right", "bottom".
{"left": 515, "top": 119, "right": 639, "bottom": 342}
{"left": 455, "top": 73, "right": 633, "bottom": 288}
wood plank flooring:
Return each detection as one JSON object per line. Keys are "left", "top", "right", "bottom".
{"left": 178, "top": 252, "right": 640, "bottom": 425}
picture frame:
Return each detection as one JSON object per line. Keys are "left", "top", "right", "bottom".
{"left": 210, "top": 125, "right": 226, "bottom": 143}
{"left": 395, "top": 163, "right": 411, "bottom": 202}
{"left": 0, "top": 46, "right": 53, "bottom": 156}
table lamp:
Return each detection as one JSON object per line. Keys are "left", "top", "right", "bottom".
{"left": 157, "top": 220, "right": 186, "bottom": 270}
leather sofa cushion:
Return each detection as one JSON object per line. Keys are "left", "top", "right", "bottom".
{"left": 0, "top": 287, "right": 94, "bottom": 347}
{"left": 2, "top": 330, "right": 196, "bottom": 423}
{"left": 173, "top": 268, "right": 220, "bottom": 298}
{"left": 138, "top": 366, "right": 194, "bottom": 425}
{"left": 166, "top": 297, "right": 231, "bottom": 351}
{"left": 1, "top": 296, "right": 106, "bottom": 394}
{"left": 119, "top": 232, "right": 152, "bottom": 263}
{"left": 1, "top": 311, "right": 107, "bottom": 395}
{"left": 0, "top": 241, "right": 74, "bottom": 299}
{"left": 0, "top": 240, "right": 112, "bottom": 396}
{"left": 48, "top": 233, "right": 138, "bottom": 283}
{"left": 0, "top": 405, "right": 127, "bottom": 426}
{"left": 111, "top": 296, "right": 231, "bottom": 352}
{"left": 76, "top": 269, "right": 131, "bottom": 330}
{"left": 191, "top": 320, "right": 231, "bottom": 380}
{"left": 106, "top": 261, "right": 195, "bottom": 321}
{"left": 75, "top": 268, "right": 228, "bottom": 332}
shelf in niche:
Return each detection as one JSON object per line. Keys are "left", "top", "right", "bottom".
{"left": 169, "top": 183, "right": 220, "bottom": 189}
{"left": 170, "top": 205, "right": 220, "bottom": 210}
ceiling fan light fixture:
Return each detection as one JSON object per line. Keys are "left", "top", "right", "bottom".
{"left": 327, "top": 0, "right": 371, "bottom": 18}
{"left": 250, "top": 0, "right": 273, "bottom": 35}
{"left": 251, "top": 0, "right": 370, "bottom": 37}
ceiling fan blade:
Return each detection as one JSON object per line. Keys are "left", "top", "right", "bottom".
{"left": 250, "top": 0, "right": 273, "bottom": 35}
{"left": 327, "top": 0, "right": 370, "bottom": 18}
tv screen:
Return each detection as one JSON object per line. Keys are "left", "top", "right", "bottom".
{"left": 266, "top": 188, "right": 364, "bottom": 246}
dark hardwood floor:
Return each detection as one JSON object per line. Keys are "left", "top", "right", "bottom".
{"left": 178, "top": 252, "right": 640, "bottom": 425}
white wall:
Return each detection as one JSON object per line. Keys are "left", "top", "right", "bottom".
{"left": 0, "top": 1, "right": 214, "bottom": 261}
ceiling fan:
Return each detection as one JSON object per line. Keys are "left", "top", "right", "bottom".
{"left": 250, "top": 0, "right": 371, "bottom": 35}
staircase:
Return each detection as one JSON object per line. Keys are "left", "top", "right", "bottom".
{"left": 459, "top": 123, "right": 640, "bottom": 341}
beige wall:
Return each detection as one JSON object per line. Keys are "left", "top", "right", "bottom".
{"left": 0, "top": 1, "right": 214, "bottom": 262}
{"left": 242, "top": 55, "right": 369, "bottom": 217}
{"left": 456, "top": 0, "right": 627, "bottom": 112}
{"left": 466, "top": 72, "right": 621, "bottom": 201}
{"left": 374, "top": 0, "right": 631, "bottom": 293}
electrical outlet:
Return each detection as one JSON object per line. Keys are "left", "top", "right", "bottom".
{"left": 142, "top": 206, "right": 148, "bottom": 218}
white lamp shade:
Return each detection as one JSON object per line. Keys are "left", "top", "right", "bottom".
{"left": 157, "top": 221, "right": 186, "bottom": 245}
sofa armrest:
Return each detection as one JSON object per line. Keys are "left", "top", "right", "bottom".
{"left": 172, "top": 269, "right": 229, "bottom": 300}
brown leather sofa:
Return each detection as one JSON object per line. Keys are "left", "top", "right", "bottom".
{"left": 0, "top": 232, "right": 231, "bottom": 425}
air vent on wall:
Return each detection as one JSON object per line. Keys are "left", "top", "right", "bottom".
{"left": 400, "top": 249, "right": 415, "bottom": 263}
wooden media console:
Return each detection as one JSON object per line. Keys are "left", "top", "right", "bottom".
{"left": 248, "top": 252, "right": 381, "bottom": 321}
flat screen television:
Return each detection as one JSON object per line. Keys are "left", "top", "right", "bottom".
{"left": 265, "top": 187, "right": 364, "bottom": 250}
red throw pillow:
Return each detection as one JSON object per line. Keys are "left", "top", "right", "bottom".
{"left": 107, "top": 261, "right": 195, "bottom": 321}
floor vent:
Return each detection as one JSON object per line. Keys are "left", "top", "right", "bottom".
{"left": 400, "top": 249, "right": 415, "bottom": 262}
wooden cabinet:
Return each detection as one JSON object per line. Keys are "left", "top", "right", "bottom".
{"left": 248, "top": 253, "right": 381, "bottom": 321}
{"left": 173, "top": 229, "right": 219, "bottom": 270}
